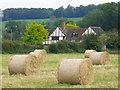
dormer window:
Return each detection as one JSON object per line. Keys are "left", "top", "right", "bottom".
{"left": 72, "top": 32, "right": 77, "bottom": 38}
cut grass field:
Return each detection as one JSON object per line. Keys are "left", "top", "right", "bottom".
{"left": 2, "top": 53, "right": 118, "bottom": 88}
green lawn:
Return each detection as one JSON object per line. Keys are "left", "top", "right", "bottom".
{"left": 1, "top": 53, "right": 118, "bottom": 88}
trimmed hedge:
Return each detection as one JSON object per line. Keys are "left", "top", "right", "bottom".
{"left": 2, "top": 39, "right": 43, "bottom": 54}
{"left": 46, "top": 40, "right": 86, "bottom": 53}
{"left": 103, "top": 49, "right": 119, "bottom": 54}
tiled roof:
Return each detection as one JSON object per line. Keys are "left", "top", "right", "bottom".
{"left": 62, "top": 28, "right": 87, "bottom": 41}
{"left": 90, "top": 27, "right": 104, "bottom": 33}
{"left": 47, "top": 26, "right": 104, "bottom": 41}
{"left": 48, "top": 29, "right": 54, "bottom": 35}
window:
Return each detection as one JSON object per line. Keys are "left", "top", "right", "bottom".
{"left": 52, "top": 36, "right": 59, "bottom": 40}
{"left": 72, "top": 32, "right": 77, "bottom": 38}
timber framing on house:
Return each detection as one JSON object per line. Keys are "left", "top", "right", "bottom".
{"left": 43, "top": 23, "right": 104, "bottom": 45}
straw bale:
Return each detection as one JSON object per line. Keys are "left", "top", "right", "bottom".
{"left": 33, "top": 49, "right": 47, "bottom": 62}
{"left": 57, "top": 59, "right": 93, "bottom": 84}
{"left": 85, "top": 50, "right": 97, "bottom": 58}
{"left": 89, "top": 52, "right": 110, "bottom": 65}
{"left": 8, "top": 54, "right": 40, "bottom": 75}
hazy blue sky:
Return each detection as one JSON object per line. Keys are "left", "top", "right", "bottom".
{"left": 0, "top": 0, "right": 119, "bottom": 10}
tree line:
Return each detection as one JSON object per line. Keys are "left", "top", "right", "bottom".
{"left": 3, "top": 2, "right": 119, "bottom": 41}
{"left": 77, "top": 2, "right": 119, "bottom": 31}
{"left": 2, "top": 2, "right": 119, "bottom": 52}
{"left": 2, "top": 4, "right": 100, "bottom": 21}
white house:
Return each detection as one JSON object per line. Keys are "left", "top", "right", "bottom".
{"left": 43, "top": 26, "right": 104, "bottom": 45}
{"left": 43, "top": 27, "right": 65, "bottom": 44}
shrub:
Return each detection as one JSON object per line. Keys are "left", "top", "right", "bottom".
{"left": 104, "top": 49, "right": 119, "bottom": 54}
{"left": 106, "top": 30, "right": 119, "bottom": 49}
{"left": 82, "top": 34, "right": 102, "bottom": 51}
{"left": 47, "top": 40, "right": 86, "bottom": 53}
{"left": 2, "top": 39, "right": 42, "bottom": 54}
{"left": 49, "top": 43, "right": 59, "bottom": 53}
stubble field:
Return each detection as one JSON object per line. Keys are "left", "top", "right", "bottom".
{"left": 1, "top": 53, "right": 119, "bottom": 88}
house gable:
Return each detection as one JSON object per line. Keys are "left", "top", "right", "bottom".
{"left": 82, "top": 27, "right": 96, "bottom": 36}
{"left": 82, "top": 27, "right": 104, "bottom": 36}
{"left": 43, "top": 27, "right": 65, "bottom": 44}
{"left": 50, "top": 27, "right": 65, "bottom": 37}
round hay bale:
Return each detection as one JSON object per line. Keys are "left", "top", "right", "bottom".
{"left": 30, "top": 52, "right": 34, "bottom": 54}
{"left": 8, "top": 54, "right": 40, "bottom": 75}
{"left": 84, "top": 50, "right": 97, "bottom": 58}
{"left": 33, "top": 49, "right": 47, "bottom": 62}
{"left": 57, "top": 59, "right": 93, "bottom": 84}
{"left": 89, "top": 52, "right": 110, "bottom": 65}
{"left": 29, "top": 51, "right": 42, "bottom": 62}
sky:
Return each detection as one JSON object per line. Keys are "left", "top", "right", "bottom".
{"left": 0, "top": 0, "right": 119, "bottom": 10}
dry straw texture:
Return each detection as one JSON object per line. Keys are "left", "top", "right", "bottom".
{"left": 89, "top": 52, "right": 110, "bottom": 65}
{"left": 8, "top": 54, "right": 40, "bottom": 75}
{"left": 32, "top": 49, "right": 47, "bottom": 62}
{"left": 57, "top": 59, "right": 93, "bottom": 84}
{"left": 84, "top": 50, "right": 97, "bottom": 58}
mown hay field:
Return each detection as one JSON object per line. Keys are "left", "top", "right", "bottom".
{"left": 1, "top": 53, "right": 119, "bottom": 88}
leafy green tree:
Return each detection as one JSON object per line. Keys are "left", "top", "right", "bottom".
{"left": 98, "top": 33, "right": 110, "bottom": 50}
{"left": 98, "top": 34, "right": 110, "bottom": 45}
{"left": 4, "top": 20, "right": 26, "bottom": 40}
{"left": 77, "top": 9, "right": 104, "bottom": 28}
{"left": 82, "top": 34, "right": 102, "bottom": 51}
{"left": 46, "top": 17, "right": 68, "bottom": 29}
{"left": 66, "top": 23, "right": 80, "bottom": 28}
{"left": 117, "top": 1, "right": 120, "bottom": 30}
{"left": 22, "top": 22, "right": 48, "bottom": 45}
{"left": 77, "top": 2, "right": 118, "bottom": 31}
{"left": 106, "top": 30, "right": 119, "bottom": 49}
{"left": 46, "top": 16, "right": 57, "bottom": 29}
{"left": 65, "top": 5, "right": 75, "bottom": 17}
{"left": 5, "top": 20, "right": 19, "bottom": 40}
{"left": 100, "top": 2, "right": 118, "bottom": 30}
{"left": 53, "top": 6, "right": 66, "bottom": 18}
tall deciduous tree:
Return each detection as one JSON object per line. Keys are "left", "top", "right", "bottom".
{"left": 22, "top": 22, "right": 48, "bottom": 45}
{"left": 5, "top": 20, "right": 26, "bottom": 40}
{"left": 53, "top": 6, "right": 66, "bottom": 18}
{"left": 77, "top": 2, "right": 118, "bottom": 31}
{"left": 65, "top": 5, "right": 75, "bottom": 17}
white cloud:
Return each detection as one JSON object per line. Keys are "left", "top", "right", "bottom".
{"left": 0, "top": 0, "right": 119, "bottom": 10}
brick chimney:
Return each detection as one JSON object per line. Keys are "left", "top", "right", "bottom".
{"left": 61, "top": 22, "right": 66, "bottom": 29}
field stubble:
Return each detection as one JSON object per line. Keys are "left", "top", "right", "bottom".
{"left": 2, "top": 53, "right": 118, "bottom": 88}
